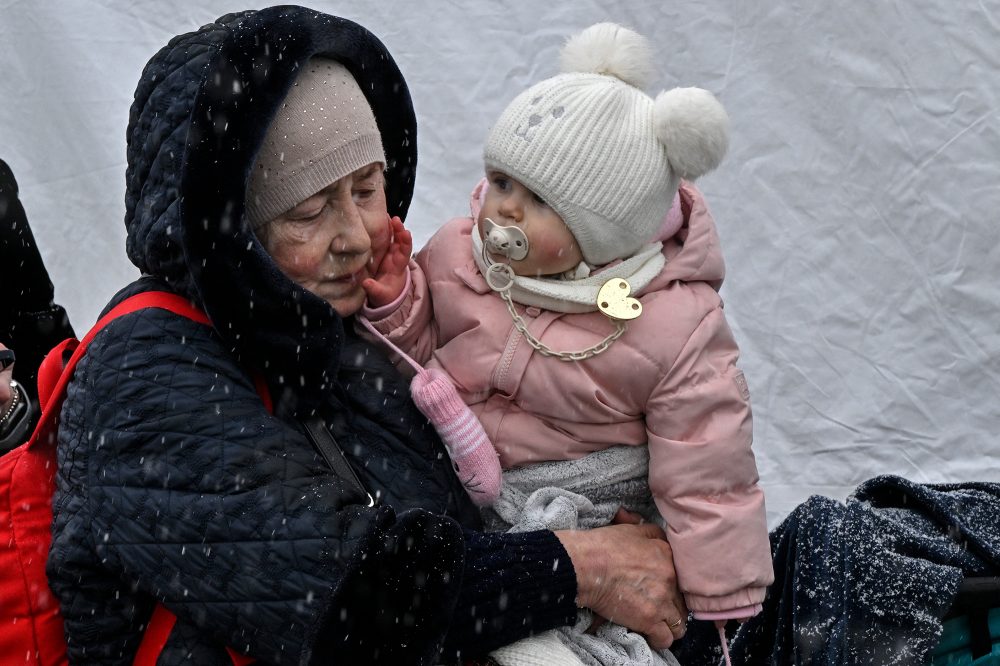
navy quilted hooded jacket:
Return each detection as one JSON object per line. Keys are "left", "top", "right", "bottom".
{"left": 47, "top": 7, "right": 576, "bottom": 665}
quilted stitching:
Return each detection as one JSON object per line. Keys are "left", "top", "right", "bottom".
{"left": 48, "top": 8, "right": 470, "bottom": 664}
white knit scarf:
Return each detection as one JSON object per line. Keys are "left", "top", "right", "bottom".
{"left": 470, "top": 228, "right": 666, "bottom": 314}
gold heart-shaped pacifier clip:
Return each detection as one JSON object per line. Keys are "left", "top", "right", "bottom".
{"left": 597, "top": 278, "right": 642, "bottom": 321}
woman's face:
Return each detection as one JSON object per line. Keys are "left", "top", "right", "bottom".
{"left": 260, "top": 163, "right": 390, "bottom": 316}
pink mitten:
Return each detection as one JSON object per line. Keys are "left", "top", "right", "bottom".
{"left": 410, "top": 368, "right": 502, "bottom": 505}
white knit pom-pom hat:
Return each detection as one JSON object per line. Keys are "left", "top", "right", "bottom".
{"left": 483, "top": 23, "right": 730, "bottom": 266}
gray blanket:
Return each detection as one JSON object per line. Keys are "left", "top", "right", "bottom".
{"left": 482, "top": 445, "right": 680, "bottom": 666}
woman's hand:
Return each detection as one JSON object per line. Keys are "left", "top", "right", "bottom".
{"left": 555, "top": 512, "right": 688, "bottom": 650}
{"left": 362, "top": 216, "right": 412, "bottom": 308}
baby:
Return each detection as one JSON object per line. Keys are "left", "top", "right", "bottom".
{"left": 361, "top": 23, "right": 773, "bottom": 663}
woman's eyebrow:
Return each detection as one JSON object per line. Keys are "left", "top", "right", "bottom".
{"left": 286, "top": 194, "right": 326, "bottom": 215}
{"left": 357, "top": 164, "right": 382, "bottom": 179}
{"left": 301, "top": 181, "right": 342, "bottom": 202}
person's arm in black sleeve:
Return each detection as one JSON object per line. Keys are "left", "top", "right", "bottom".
{"left": 318, "top": 525, "right": 578, "bottom": 664}
{"left": 438, "top": 529, "right": 579, "bottom": 660}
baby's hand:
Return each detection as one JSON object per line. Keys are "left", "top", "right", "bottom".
{"left": 363, "top": 216, "right": 412, "bottom": 308}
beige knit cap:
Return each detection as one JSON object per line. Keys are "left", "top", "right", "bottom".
{"left": 246, "top": 58, "right": 385, "bottom": 227}
{"left": 483, "top": 23, "right": 730, "bottom": 266}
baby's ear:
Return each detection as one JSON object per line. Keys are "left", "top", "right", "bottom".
{"left": 654, "top": 87, "right": 730, "bottom": 180}
{"left": 477, "top": 178, "right": 490, "bottom": 205}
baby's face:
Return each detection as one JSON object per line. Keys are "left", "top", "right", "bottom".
{"left": 477, "top": 170, "right": 583, "bottom": 277}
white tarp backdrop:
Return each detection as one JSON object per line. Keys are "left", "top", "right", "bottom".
{"left": 2, "top": 1, "right": 998, "bottom": 526}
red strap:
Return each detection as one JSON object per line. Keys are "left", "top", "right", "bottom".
{"left": 226, "top": 647, "right": 258, "bottom": 666}
{"left": 252, "top": 373, "right": 273, "bottom": 416}
{"left": 24, "top": 290, "right": 263, "bottom": 665}
{"left": 133, "top": 604, "right": 177, "bottom": 666}
{"left": 79, "top": 293, "right": 259, "bottom": 665}
{"left": 134, "top": 605, "right": 257, "bottom": 665}
{"left": 27, "top": 291, "right": 210, "bottom": 450}
{"left": 36, "top": 338, "right": 78, "bottom": 412}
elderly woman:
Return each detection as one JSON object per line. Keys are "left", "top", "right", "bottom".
{"left": 47, "top": 6, "right": 687, "bottom": 665}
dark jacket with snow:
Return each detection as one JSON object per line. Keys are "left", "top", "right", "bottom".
{"left": 672, "top": 475, "right": 1000, "bottom": 666}
{"left": 47, "top": 7, "right": 576, "bottom": 665}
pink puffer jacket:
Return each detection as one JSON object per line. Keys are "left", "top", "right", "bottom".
{"left": 368, "top": 181, "right": 774, "bottom": 613}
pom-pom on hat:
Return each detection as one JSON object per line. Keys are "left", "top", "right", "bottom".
{"left": 483, "top": 23, "right": 729, "bottom": 266}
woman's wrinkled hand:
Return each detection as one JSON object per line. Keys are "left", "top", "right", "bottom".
{"left": 556, "top": 512, "right": 688, "bottom": 650}
{"left": 363, "top": 215, "right": 412, "bottom": 308}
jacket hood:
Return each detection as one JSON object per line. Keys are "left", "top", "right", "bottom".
{"left": 123, "top": 6, "right": 417, "bottom": 412}
{"left": 647, "top": 181, "right": 726, "bottom": 292}
{"left": 468, "top": 179, "right": 726, "bottom": 294}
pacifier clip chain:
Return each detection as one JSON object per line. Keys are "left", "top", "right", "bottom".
{"left": 483, "top": 258, "right": 635, "bottom": 363}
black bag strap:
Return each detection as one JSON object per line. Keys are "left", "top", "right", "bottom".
{"left": 301, "top": 415, "right": 376, "bottom": 508}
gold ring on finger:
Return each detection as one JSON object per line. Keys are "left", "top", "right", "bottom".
{"left": 668, "top": 618, "right": 683, "bottom": 629}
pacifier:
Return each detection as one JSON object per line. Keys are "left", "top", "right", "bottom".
{"left": 482, "top": 217, "right": 529, "bottom": 261}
